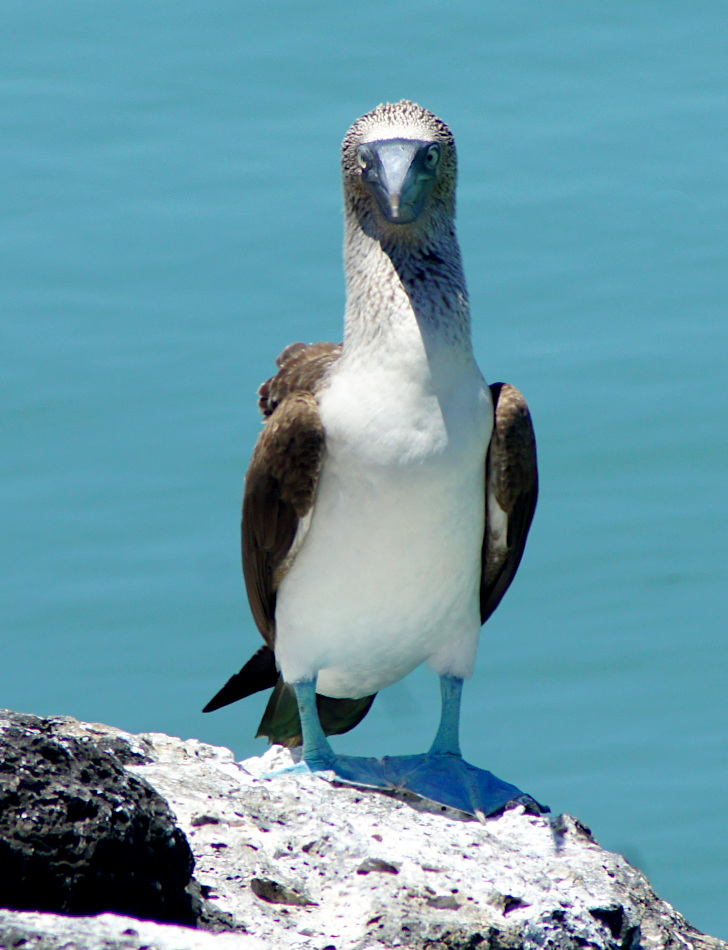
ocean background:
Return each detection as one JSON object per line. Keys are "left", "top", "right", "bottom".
{"left": 1, "top": 0, "right": 726, "bottom": 937}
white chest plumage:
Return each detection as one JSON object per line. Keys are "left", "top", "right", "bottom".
{"left": 274, "top": 328, "right": 493, "bottom": 699}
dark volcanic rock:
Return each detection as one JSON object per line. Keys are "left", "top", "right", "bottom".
{"left": 0, "top": 710, "right": 196, "bottom": 924}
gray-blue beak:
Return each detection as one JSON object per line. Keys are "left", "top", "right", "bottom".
{"left": 358, "top": 138, "right": 440, "bottom": 224}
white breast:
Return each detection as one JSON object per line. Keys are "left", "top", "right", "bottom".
{"left": 273, "top": 345, "right": 493, "bottom": 699}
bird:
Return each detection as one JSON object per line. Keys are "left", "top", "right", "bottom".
{"left": 203, "top": 100, "right": 541, "bottom": 817}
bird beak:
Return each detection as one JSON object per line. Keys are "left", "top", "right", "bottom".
{"left": 359, "top": 138, "right": 437, "bottom": 224}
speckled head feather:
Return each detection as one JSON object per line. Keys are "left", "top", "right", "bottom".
{"left": 341, "top": 100, "right": 458, "bottom": 243}
{"left": 342, "top": 100, "right": 455, "bottom": 152}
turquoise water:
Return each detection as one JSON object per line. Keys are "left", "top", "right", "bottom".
{"left": 2, "top": 1, "right": 726, "bottom": 936}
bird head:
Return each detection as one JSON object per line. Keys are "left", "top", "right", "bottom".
{"left": 342, "top": 100, "right": 457, "bottom": 242}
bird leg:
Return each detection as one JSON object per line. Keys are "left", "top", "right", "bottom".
{"left": 428, "top": 673, "right": 463, "bottom": 756}
{"left": 294, "top": 678, "right": 336, "bottom": 770}
{"left": 265, "top": 677, "right": 388, "bottom": 788}
{"left": 266, "top": 674, "right": 546, "bottom": 818}
{"left": 379, "top": 674, "right": 545, "bottom": 817}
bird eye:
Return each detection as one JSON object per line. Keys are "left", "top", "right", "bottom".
{"left": 357, "top": 147, "right": 371, "bottom": 170}
{"left": 425, "top": 144, "right": 440, "bottom": 168}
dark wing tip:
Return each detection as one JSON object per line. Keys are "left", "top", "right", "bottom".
{"left": 202, "top": 645, "right": 278, "bottom": 713}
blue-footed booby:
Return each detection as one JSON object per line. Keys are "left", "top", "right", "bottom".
{"left": 204, "top": 100, "right": 542, "bottom": 817}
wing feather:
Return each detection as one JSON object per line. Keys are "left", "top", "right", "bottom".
{"left": 242, "top": 390, "right": 326, "bottom": 645}
{"left": 205, "top": 342, "right": 376, "bottom": 741}
{"left": 480, "top": 382, "right": 538, "bottom": 623}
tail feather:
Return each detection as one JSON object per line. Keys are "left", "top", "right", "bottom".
{"left": 202, "top": 646, "right": 278, "bottom": 713}
{"left": 203, "top": 646, "right": 377, "bottom": 746}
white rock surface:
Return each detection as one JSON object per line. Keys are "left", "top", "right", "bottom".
{"left": 1, "top": 716, "right": 726, "bottom": 950}
{"left": 0, "top": 909, "right": 266, "bottom": 950}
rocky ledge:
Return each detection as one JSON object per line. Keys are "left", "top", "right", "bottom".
{"left": 0, "top": 710, "right": 724, "bottom": 950}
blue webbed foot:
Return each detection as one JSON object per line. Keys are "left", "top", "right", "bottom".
{"left": 374, "top": 674, "right": 547, "bottom": 816}
{"left": 266, "top": 752, "right": 389, "bottom": 789}
{"left": 379, "top": 752, "right": 545, "bottom": 817}
{"left": 314, "top": 753, "right": 389, "bottom": 788}
{"left": 265, "top": 676, "right": 547, "bottom": 817}
{"left": 265, "top": 750, "right": 545, "bottom": 816}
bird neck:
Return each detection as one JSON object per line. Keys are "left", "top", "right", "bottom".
{"left": 342, "top": 212, "right": 473, "bottom": 366}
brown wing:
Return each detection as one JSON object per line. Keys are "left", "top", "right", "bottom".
{"left": 204, "top": 341, "right": 374, "bottom": 741}
{"left": 203, "top": 367, "right": 328, "bottom": 716}
{"left": 480, "top": 382, "right": 538, "bottom": 624}
{"left": 203, "top": 344, "right": 334, "bottom": 714}
{"left": 241, "top": 340, "right": 342, "bottom": 642}
{"left": 242, "top": 389, "right": 326, "bottom": 644}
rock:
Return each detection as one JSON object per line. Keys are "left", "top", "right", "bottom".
{"left": 0, "top": 711, "right": 196, "bottom": 925}
{"left": 1, "top": 709, "right": 726, "bottom": 950}
{"left": 0, "top": 909, "right": 265, "bottom": 950}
